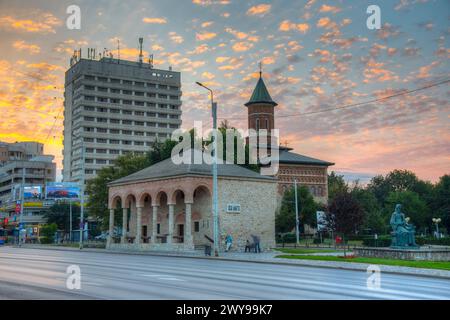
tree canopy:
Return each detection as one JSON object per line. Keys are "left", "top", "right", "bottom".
{"left": 275, "top": 185, "right": 318, "bottom": 233}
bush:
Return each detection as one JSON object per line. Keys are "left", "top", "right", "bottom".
{"left": 362, "top": 236, "right": 391, "bottom": 247}
{"left": 416, "top": 237, "right": 450, "bottom": 246}
{"left": 276, "top": 233, "right": 297, "bottom": 243}
{"left": 40, "top": 223, "right": 57, "bottom": 244}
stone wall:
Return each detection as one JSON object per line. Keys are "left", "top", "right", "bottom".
{"left": 354, "top": 247, "right": 450, "bottom": 261}
{"left": 218, "top": 178, "right": 277, "bottom": 251}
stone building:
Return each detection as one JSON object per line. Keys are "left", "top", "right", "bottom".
{"left": 107, "top": 150, "right": 277, "bottom": 251}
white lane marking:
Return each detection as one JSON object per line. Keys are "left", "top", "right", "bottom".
{"left": 138, "top": 273, "right": 186, "bottom": 281}
{"left": 158, "top": 277, "right": 186, "bottom": 281}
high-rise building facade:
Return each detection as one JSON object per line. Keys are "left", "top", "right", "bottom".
{"left": 0, "top": 142, "right": 56, "bottom": 201}
{"left": 62, "top": 57, "right": 182, "bottom": 184}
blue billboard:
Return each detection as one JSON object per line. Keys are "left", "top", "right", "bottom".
{"left": 45, "top": 182, "right": 80, "bottom": 200}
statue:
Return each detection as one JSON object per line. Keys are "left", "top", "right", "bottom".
{"left": 390, "top": 204, "right": 418, "bottom": 248}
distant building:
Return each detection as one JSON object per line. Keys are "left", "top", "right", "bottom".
{"left": 62, "top": 56, "right": 183, "bottom": 185}
{"left": 0, "top": 141, "right": 56, "bottom": 227}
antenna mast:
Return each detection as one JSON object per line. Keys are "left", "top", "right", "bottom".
{"left": 138, "top": 37, "right": 144, "bottom": 64}
{"left": 117, "top": 39, "right": 120, "bottom": 63}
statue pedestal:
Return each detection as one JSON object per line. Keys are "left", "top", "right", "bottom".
{"left": 354, "top": 247, "right": 450, "bottom": 261}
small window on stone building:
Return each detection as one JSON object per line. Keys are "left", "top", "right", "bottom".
{"left": 194, "top": 221, "right": 199, "bottom": 232}
{"left": 157, "top": 223, "right": 160, "bottom": 234}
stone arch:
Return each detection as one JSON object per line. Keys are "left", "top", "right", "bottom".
{"left": 154, "top": 190, "right": 169, "bottom": 206}
{"left": 137, "top": 192, "right": 152, "bottom": 208}
{"left": 123, "top": 193, "right": 137, "bottom": 209}
{"left": 170, "top": 188, "right": 186, "bottom": 205}
{"left": 109, "top": 194, "right": 123, "bottom": 209}
{"left": 193, "top": 184, "right": 211, "bottom": 198}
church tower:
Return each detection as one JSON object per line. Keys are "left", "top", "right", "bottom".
{"left": 245, "top": 70, "right": 278, "bottom": 154}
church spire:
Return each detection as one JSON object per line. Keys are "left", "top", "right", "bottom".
{"left": 244, "top": 64, "right": 278, "bottom": 107}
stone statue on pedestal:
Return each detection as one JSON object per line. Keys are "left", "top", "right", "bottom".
{"left": 390, "top": 204, "right": 419, "bottom": 248}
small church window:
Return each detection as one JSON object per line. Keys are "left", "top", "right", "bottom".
{"left": 194, "top": 221, "right": 199, "bottom": 232}
{"left": 256, "top": 119, "right": 260, "bottom": 131}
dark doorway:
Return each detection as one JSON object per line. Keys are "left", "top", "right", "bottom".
{"left": 142, "top": 225, "right": 147, "bottom": 237}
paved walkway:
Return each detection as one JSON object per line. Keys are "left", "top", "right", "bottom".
{"left": 11, "top": 244, "right": 450, "bottom": 279}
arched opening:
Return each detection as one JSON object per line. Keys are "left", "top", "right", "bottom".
{"left": 110, "top": 195, "right": 122, "bottom": 242}
{"left": 155, "top": 191, "right": 169, "bottom": 243}
{"left": 172, "top": 189, "right": 185, "bottom": 243}
{"left": 192, "top": 185, "right": 212, "bottom": 245}
{"left": 124, "top": 194, "right": 137, "bottom": 242}
{"left": 139, "top": 193, "right": 152, "bottom": 242}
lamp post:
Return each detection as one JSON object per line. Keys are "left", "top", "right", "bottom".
{"left": 294, "top": 179, "right": 300, "bottom": 245}
{"left": 73, "top": 133, "right": 85, "bottom": 249}
{"left": 432, "top": 218, "right": 441, "bottom": 239}
{"left": 196, "top": 81, "right": 219, "bottom": 257}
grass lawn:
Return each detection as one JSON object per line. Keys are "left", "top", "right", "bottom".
{"left": 276, "top": 254, "right": 450, "bottom": 271}
{"left": 275, "top": 248, "right": 338, "bottom": 254}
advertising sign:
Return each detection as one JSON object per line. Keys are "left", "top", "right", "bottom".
{"left": 316, "top": 211, "right": 327, "bottom": 232}
{"left": 46, "top": 182, "right": 80, "bottom": 200}
{"left": 24, "top": 186, "right": 43, "bottom": 199}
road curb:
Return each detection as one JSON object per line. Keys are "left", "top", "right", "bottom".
{"left": 11, "top": 245, "right": 450, "bottom": 280}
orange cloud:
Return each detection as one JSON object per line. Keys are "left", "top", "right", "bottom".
{"left": 0, "top": 13, "right": 62, "bottom": 34}
{"left": 202, "top": 71, "right": 215, "bottom": 80}
{"left": 279, "top": 20, "right": 309, "bottom": 33}
{"left": 142, "top": 17, "right": 167, "bottom": 24}
{"left": 13, "top": 40, "right": 41, "bottom": 54}
{"left": 196, "top": 32, "right": 217, "bottom": 41}
{"left": 201, "top": 21, "right": 214, "bottom": 28}
{"left": 232, "top": 42, "right": 254, "bottom": 52}
{"left": 246, "top": 4, "right": 271, "bottom": 16}
{"left": 319, "top": 5, "right": 341, "bottom": 14}
{"left": 169, "top": 31, "right": 184, "bottom": 44}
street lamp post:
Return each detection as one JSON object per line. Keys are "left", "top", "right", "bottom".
{"left": 73, "top": 133, "right": 85, "bottom": 249}
{"left": 294, "top": 179, "right": 300, "bottom": 245}
{"left": 196, "top": 82, "right": 219, "bottom": 257}
{"left": 432, "top": 218, "right": 441, "bottom": 239}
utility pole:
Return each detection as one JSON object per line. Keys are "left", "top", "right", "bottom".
{"left": 79, "top": 141, "right": 85, "bottom": 249}
{"left": 19, "top": 166, "right": 25, "bottom": 246}
{"left": 196, "top": 81, "right": 219, "bottom": 257}
{"left": 294, "top": 179, "right": 300, "bottom": 245}
{"left": 69, "top": 199, "right": 72, "bottom": 242}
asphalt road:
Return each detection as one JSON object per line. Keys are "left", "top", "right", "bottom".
{"left": 0, "top": 247, "right": 449, "bottom": 300}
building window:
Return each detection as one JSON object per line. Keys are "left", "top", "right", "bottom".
{"left": 194, "top": 221, "right": 199, "bottom": 232}
{"left": 256, "top": 119, "right": 260, "bottom": 131}
{"left": 157, "top": 223, "right": 160, "bottom": 234}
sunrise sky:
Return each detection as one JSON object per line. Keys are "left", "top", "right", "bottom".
{"left": 0, "top": 0, "right": 449, "bottom": 182}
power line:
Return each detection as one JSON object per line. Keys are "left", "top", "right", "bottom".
{"left": 217, "top": 78, "right": 450, "bottom": 120}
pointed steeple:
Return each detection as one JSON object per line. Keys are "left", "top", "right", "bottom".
{"left": 245, "top": 70, "right": 278, "bottom": 107}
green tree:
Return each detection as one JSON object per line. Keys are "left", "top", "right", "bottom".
{"left": 384, "top": 191, "right": 430, "bottom": 232}
{"left": 86, "top": 151, "right": 153, "bottom": 229}
{"left": 328, "top": 171, "right": 348, "bottom": 201}
{"left": 276, "top": 186, "right": 318, "bottom": 233}
{"left": 44, "top": 202, "right": 80, "bottom": 231}
{"left": 430, "top": 175, "right": 450, "bottom": 233}
{"left": 351, "top": 184, "right": 384, "bottom": 234}
{"left": 367, "top": 169, "right": 431, "bottom": 204}
{"left": 40, "top": 223, "right": 57, "bottom": 244}
{"left": 218, "top": 121, "right": 259, "bottom": 172}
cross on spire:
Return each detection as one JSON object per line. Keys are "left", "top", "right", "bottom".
{"left": 259, "top": 61, "right": 262, "bottom": 77}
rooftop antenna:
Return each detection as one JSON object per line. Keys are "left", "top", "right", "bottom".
{"left": 117, "top": 39, "right": 120, "bottom": 63}
{"left": 148, "top": 54, "right": 153, "bottom": 68}
{"left": 138, "top": 37, "right": 144, "bottom": 64}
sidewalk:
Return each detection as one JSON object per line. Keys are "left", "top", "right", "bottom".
{"left": 10, "top": 244, "right": 450, "bottom": 279}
